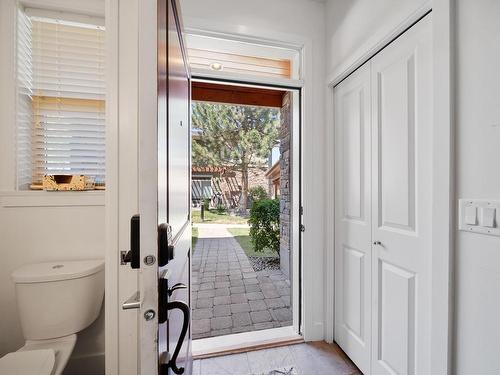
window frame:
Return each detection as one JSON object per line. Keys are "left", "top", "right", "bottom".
{"left": 15, "top": 8, "right": 107, "bottom": 192}
{"left": 0, "top": 4, "right": 106, "bottom": 207}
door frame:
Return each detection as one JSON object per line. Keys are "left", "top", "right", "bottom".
{"left": 104, "top": 3, "right": 313, "bottom": 372}
{"left": 190, "top": 76, "right": 303, "bottom": 337}
{"left": 105, "top": 0, "right": 141, "bottom": 374}
{"left": 325, "top": 1, "right": 455, "bottom": 374}
{"left": 184, "top": 24, "right": 326, "bottom": 341}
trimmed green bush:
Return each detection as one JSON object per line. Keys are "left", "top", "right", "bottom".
{"left": 248, "top": 186, "right": 269, "bottom": 203}
{"left": 248, "top": 199, "right": 280, "bottom": 254}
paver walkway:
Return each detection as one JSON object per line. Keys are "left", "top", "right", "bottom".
{"left": 192, "top": 225, "right": 292, "bottom": 340}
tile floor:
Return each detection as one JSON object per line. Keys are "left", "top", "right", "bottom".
{"left": 192, "top": 341, "right": 362, "bottom": 375}
{"left": 192, "top": 225, "right": 292, "bottom": 339}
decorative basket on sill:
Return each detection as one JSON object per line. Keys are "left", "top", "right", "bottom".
{"left": 42, "top": 175, "right": 96, "bottom": 191}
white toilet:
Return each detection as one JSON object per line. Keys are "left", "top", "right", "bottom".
{"left": 0, "top": 260, "right": 104, "bottom": 375}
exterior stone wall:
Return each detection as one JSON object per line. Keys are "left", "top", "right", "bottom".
{"left": 279, "top": 92, "right": 292, "bottom": 280}
{"left": 238, "top": 168, "right": 268, "bottom": 192}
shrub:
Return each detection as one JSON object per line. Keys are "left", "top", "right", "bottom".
{"left": 249, "top": 186, "right": 269, "bottom": 203}
{"left": 215, "top": 204, "right": 226, "bottom": 214}
{"left": 249, "top": 199, "right": 280, "bottom": 254}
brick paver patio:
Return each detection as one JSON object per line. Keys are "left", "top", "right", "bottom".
{"left": 192, "top": 224, "right": 292, "bottom": 339}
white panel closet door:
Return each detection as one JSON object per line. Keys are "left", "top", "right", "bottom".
{"left": 334, "top": 63, "right": 372, "bottom": 375}
{"left": 370, "top": 14, "right": 432, "bottom": 375}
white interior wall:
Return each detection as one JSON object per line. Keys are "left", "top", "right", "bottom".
{"left": 180, "top": 0, "right": 327, "bottom": 340}
{"left": 454, "top": 0, "right": 500, "bottom": 373}
{"left": 326, "top": 0, "right": 500, "bottom": 373}
{"left": 326, "top": 0, "right": 430, "bottom": 81}
{"left": 0, "top": 0, "right": 106, "bottom": 373}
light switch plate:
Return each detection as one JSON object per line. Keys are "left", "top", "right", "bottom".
{"left": 464, "top": 205, "right": 477, "bottom": 225}
{"left": 480, "top": 207, "right": 496, "bottom": 228}
{"left": 459, "top": 199, "right": 500, "bottom": 237}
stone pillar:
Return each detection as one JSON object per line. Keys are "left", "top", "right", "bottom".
{"left": 279, "top": 92, "right": 291, "bottom": 280}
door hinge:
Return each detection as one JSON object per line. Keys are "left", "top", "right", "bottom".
{"left": 300, "top": 206, "right": 304, "bottom": 215}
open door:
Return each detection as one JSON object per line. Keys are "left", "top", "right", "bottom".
{"left": 127, "top": 0, "right": 192, "bottom": 373}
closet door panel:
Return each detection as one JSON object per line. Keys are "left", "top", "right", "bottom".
{"left": 371, "top": 14, "right": 432, "bottom": 375}
{"left": 376, "top": 57, "right": 416, "bottom": 232}
{"left": 334, "top": 62, "right": 372, "bottom": 375}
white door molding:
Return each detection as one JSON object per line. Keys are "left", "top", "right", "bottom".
{"left": 185, "top": 23, "right": 324, "bottom": 340}
{"left": 325, "top": 1, "right": 454, "bottom": 374}
{"left": 430, "top": 1, "right": 454, "bottom": 374}
{"left": 105, "top": 0, "right": 141, "bottom": 374}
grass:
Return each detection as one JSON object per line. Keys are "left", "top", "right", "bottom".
{"left": 192, "top": 226, "right": 198, "bottom": 252}
{"left": 192, "top": 209, "right": 248, "bottom": 224}
{"left": 227, "top": 227, "right": 277, "bottom": 258}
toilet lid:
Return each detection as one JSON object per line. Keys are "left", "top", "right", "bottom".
{"left": 0, "top": 349, "right": 55, "bottom": 375}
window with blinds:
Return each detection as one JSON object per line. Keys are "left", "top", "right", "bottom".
{"left": 16, "top": 9, "right": 106, "bottom": 189}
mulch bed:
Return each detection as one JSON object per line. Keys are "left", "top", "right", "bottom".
{"left": 248, "top": 256, "right": 281, "bottom": 271}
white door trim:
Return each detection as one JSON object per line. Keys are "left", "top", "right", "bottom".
{"left": 325, "top": 1, "right": 454, "bottom": 374}
{"left": 187, "top": 24, "right": 325, "bottom": 340}
{"left": 105, "top": 0, "right": 142, "bottom": 374}
{"left": 104, "top": 0, "right": 119, "bottom": 373}
{"left": 191, "top": 76, "right": 303, "bottom": 338}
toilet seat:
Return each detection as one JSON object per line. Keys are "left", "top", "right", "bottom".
{"left": 0, "top": 334, "right": 76, "bottom": 375}
{"left": 0, "top": 349, "right": 55, "bottom": 375}
{"left": 21, "top": 334, "right": 77, "bottom": 375}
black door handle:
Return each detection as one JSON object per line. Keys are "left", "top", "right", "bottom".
{"left": 168, "top": 283, "right": 187, "bottom": 297}
{"left": 161, "top": 300, "right": 190, "bottom": 375}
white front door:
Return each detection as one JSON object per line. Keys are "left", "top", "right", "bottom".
{"left": 370, "top": 14, "right": 432, "bottom": 375}
{"left": 334, "top": 62, "right": 372, "bottom": 374}
{"left": 334, "top": 13, "right": 433, "bottom": 375}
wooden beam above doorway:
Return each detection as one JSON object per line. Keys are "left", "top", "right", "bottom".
{"left": 192, "top": 81, "right": 286, "bottom": 108}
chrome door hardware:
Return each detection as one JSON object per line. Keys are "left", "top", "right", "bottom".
{"left": 144, "top": 309, "right": 156, "bottom": 321}
{"left": 144, "top": 255, "right": 156, "bottom": 266}
{"left": 373, "top": 241, "right": 382, "bottom": 246}
{"left": 122, "top": 291, "right": 141, "bottom": 310}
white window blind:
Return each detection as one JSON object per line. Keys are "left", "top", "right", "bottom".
{"left": 17, "top": 12, "right": 106, "bottom": 188}
{"left": 16, "top": 9, "right": 33, "bottom": 189}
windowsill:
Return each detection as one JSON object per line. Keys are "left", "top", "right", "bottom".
{"left": 0, "top": 190, "right": 105, "bottom": 208}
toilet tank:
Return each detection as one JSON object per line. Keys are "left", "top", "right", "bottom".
{"left": 11, "top": 260, "right": 104, "bottom": 340}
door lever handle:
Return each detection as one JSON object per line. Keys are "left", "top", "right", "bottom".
{"left": 373, "top": 241, "right": 382, "bottom": 246}
{"left": 168, "top": 283, "right": 187, "bottom": 296}
{"left": 122, "top": 291, "right": 141, "bottom": 310}
{"left": 160, "top": 300, "right": 190, "bottom": 374}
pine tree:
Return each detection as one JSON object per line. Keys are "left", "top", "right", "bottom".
{"left": 192, "top": 102, "right": 279, "bottom": 212}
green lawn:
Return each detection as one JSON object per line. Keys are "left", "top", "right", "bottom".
{"left": 192, "top": 209, "right": 248, "bottom": 224}
{"left": 227, "top": 227, "right": 277, "bottom": 258}
{"left": 192, "top": 226, "right": 198, "bottom": 252}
